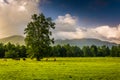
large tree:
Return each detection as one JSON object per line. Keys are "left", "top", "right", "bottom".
{"left": 24, "top": 13, "right": 55, "bottom": 61}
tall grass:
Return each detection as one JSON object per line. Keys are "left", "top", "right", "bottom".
{"left": 0, "top": 57, "right": 120, "bottom": 80}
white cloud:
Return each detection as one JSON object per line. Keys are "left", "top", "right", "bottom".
{"left": 53, "top": 14, "right": 86, "bottom": 40}
{"left": 53, "top": 28, "right": 85, "bottom": 40}
{"left": 93, "top": 25, "right": 120, "bottom": 43}
{"left": 0, "top": 0, "right": 40, "bottom": 38}
{"left": 54, "top": 14, "right": 120, "bottom": 44}
{"left": 54, "top": 14, "right": 78, "bottom": 32}
{"left": 94, "top": 25, "right": 120, "bottom": 39}
{"left": 56, "top": 14, "right": 77, "bottom": 25}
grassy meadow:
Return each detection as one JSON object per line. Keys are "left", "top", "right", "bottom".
{"left": 0, "top": 57, "right": 120, "bottom": 80}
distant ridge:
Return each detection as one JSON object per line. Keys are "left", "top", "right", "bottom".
{"left": 0, "top": 35, "right": 118, "bottom": 47}
{"left": 0, "top": 35, "right": 25, "bottom": 45}
{"left": 55, "top": 38, "right": 117, "bottom": 48}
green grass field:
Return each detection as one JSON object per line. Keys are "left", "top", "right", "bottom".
{"left": 0, "top": 57, "right": 120, "bottom": 80}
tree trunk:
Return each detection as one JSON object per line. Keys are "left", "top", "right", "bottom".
{"left": 36, "top": 56, "right": 41, "bottom": 61}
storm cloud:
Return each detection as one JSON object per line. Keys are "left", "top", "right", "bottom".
{"left": 0, "top": 0, "right": 40, "bottom": 38}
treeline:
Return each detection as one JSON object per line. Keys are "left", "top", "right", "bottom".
{"left": 0, "top": 42, "right": 120, "bottom": 58}
{"left": 0, "top": 43, "right": 26, "bottom": 58}
{"left": 50, "top": 44, "right": 120, "bottom": 57}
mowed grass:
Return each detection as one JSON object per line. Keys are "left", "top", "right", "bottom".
{"left": 0, "top": 57, "right": 120, "bottom": 80}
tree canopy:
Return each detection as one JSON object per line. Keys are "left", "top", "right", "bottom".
{"left": 24, "top": 13, "right": 55, "bottom": 60}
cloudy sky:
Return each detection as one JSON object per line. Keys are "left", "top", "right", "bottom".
{"left": 0, "top": 0, "right": 120, "bottom": 44}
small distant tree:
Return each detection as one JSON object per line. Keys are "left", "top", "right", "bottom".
{"left": 90, "top": 45, "right": 98, "bottom": 57}
{"left": 5, "top": 50, "right": 19, "bottom": 58}
{"left": 110, "top": 46, "right": 118, "bottom": 57}
{"left": 24, "top": 13, "right": 55, "bottom": 61}
{"left": 82, "top": 46, "right": 91, "bottom": 57}
{"left": 20, "top": 45, "right": 27, "bottom": 57}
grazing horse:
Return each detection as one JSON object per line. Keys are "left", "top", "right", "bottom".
{"left": 46, "top": 58, "right": 48, "bottom": 61}
{"left": 23, "top": 58, "right": 26, "bottom": 61}
{"left": 54, "top": 58, "right": 56, "bottom": 61}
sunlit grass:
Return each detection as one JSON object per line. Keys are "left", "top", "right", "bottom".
{"left": 0, "top": 57, "right": 120, "bottom": 80}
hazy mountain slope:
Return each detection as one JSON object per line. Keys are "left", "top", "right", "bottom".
{"left": 0, "top": 35, "right": 25, "bottom": 45}
{"left": 55, "top": 39, "right": 117, "bottom": 47}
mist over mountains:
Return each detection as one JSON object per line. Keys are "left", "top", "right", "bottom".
{"left": 55, "top": 39, "right": 117, "bottom": 48}
{"left": 0, "top": 35, "right": 117, "bottom": 47}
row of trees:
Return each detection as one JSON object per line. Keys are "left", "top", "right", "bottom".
{"left": 0, "top": 42, "right": 26, "bottom": 58}
{"left": 0, "top": 43, "right": 120, "bottom": 58}
{"left": 50, "top": 44, "right": 120, "bottom": 57}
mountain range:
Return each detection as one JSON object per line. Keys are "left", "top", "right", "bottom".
{"left": 0, "top": 35, "right": 118, "bottom": 47}
{"left": 55, "top": 39, "right": 117, "bottom": 48}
